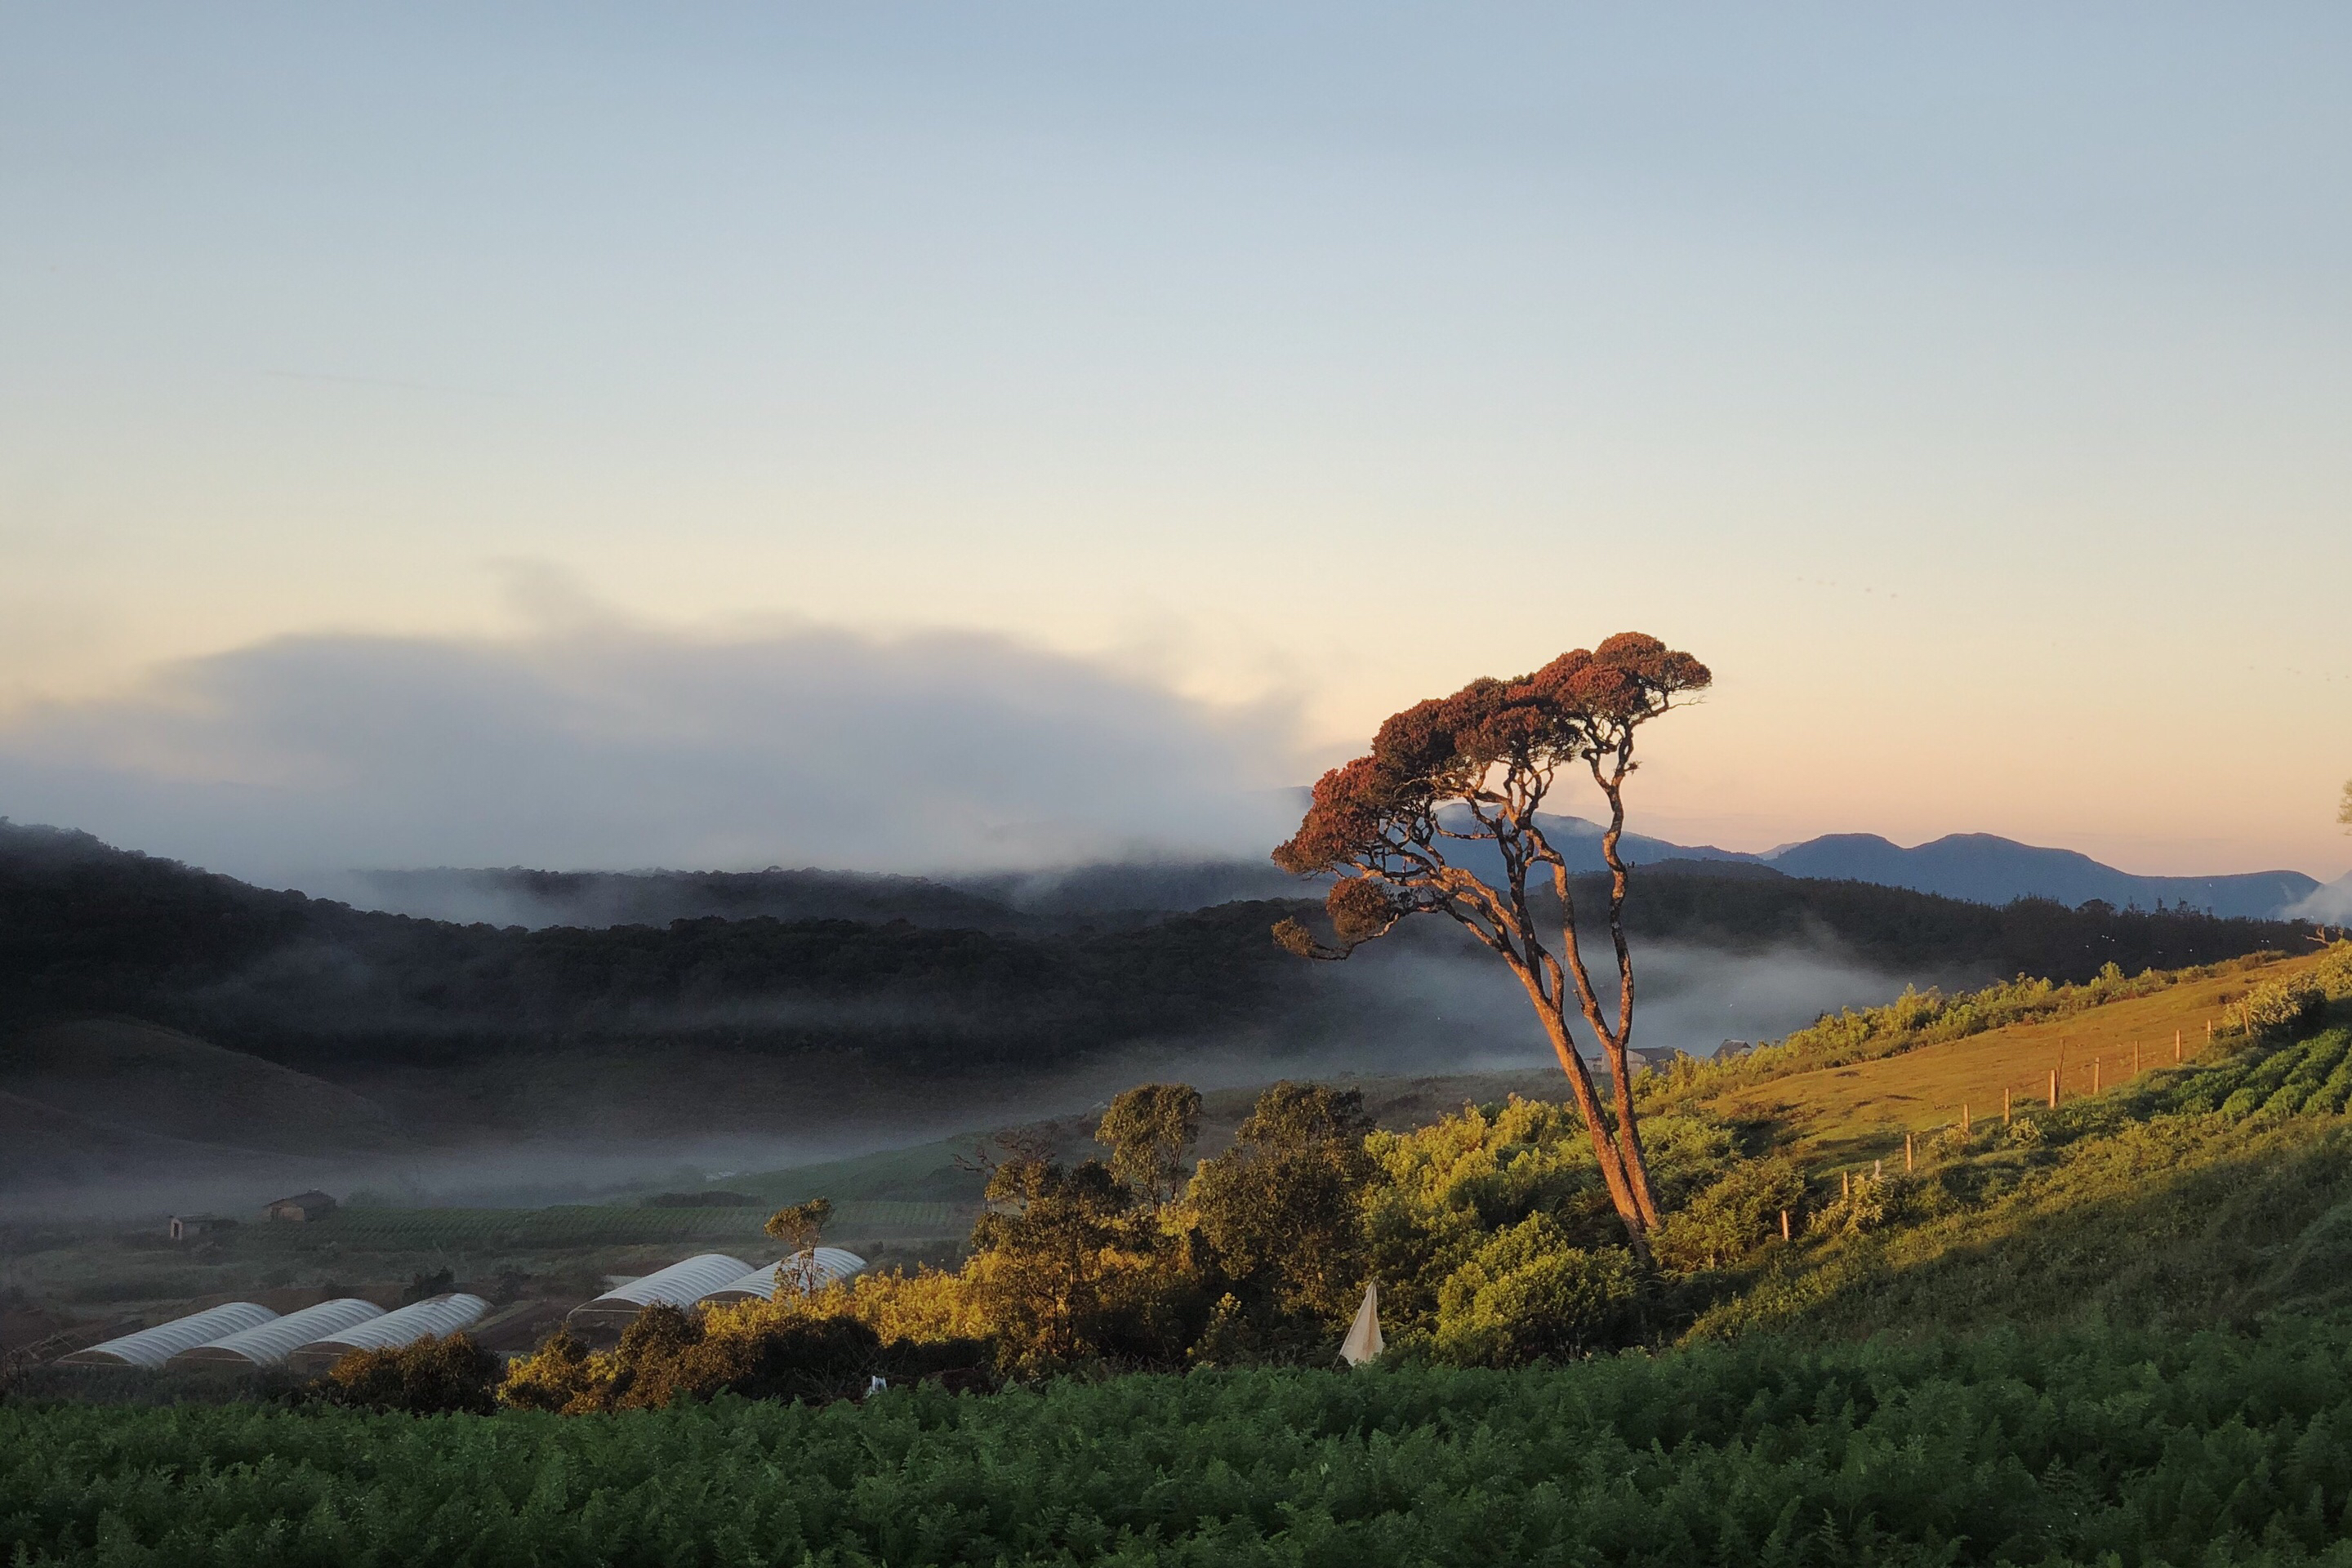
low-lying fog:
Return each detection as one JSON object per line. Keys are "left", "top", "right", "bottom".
{"left": 1, "top": 933, "right": 1935, "bottom": 1221}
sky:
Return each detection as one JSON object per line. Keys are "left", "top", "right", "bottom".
{"left": 2, "top": 4, "right": 2348, "bottom": 884}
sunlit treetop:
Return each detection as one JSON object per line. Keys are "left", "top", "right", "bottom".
{"left": 1272, "top": 634, "right": 1710, "bottom": 942}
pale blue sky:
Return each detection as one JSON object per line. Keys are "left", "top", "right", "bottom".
{"left": 2, "top": 5, "right": 2348, "bottom": 878}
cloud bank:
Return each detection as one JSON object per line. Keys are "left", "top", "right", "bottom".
{"left": 0, "top": 621, "right": 1307, "bottom": 887}
{"left": 2287, "top": 874, "right": 2352, "bottom": 925}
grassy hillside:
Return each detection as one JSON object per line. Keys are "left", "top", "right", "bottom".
{"left": 1701, "top": 952, "right": 2315, "bottom": 1163}
{"left": 1666, "top": 948, "right": 2352, "bottom": 1343}
{"left": 10, "top": 1019, "right": 408, "bottom": 1156}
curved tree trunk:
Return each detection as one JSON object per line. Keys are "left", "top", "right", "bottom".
{"left": 1506, "top": 957, "right": 1651, "bottom": 1258}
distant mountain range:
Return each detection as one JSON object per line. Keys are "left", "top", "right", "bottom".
{"left": 1750, "top": 832, "right": 2323, "bottom": 921}
{"left": 1374, "top": 810, "right": 2326, "bottom": 924}
{"left": 1552, "top": 820, "right": 2322, "bottom": 921}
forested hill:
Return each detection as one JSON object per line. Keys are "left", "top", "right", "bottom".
{"left": 0, "top": 821, "right": 2318, "bottom": 1079}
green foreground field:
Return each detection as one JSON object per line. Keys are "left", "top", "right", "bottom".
{"left": 10, "top": 1323, "right": 2352, "bottom": 1566}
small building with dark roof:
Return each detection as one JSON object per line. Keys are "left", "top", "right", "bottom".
{"left": 263, "top": 1190, "right": 337, "bottom": 1223}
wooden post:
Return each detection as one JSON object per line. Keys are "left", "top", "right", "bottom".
{"left": 1905, "top": 1132, "right": 1914, "bottom": 1173}
{"left": 2175, "top": 1029, "right": 2182, "bottom": 1063}
{"left": 1780, "top": 1209, "right": 1791, "bottom": 1241}
{"left": 2093, "top": 1059, "right": 2100, "bottom": 1094}
{"left": 2048, "top": 1068, "right": 2058, "bottom": 1108}
{"left": 1873, "top": 1158, "right": 1882, "bottom": 1180}
{"left": 2004, "top": 1086, "right": 2011, "bottom": 1125}
{"left": 1842, "top": 1169, "right": 1851, "bottom": 1199}
{"left": 1962, "top": 1102, "right": 1971, "bottom": 1136}
{"left": 2207, "top": 1018, "right": 2213, "bottom": 1046}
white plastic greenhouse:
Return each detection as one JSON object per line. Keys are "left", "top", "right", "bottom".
{"left": 286, "top": 1293, "right": 492, "bottom": 1374}
{"left": 567, "top": 1253, "right": 751, "bottom": 1334}
{"left": 57, "top": 1302, "right": 279, "bottom": 1368}
{"left": 698, "top": 1248, "right": 868, "bottom": 1304}
{"left": 168, "top": 1298, "right": 385, "bottom": 1367}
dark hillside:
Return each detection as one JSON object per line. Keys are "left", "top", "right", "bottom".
{"left": 0, "top": 823, "right": 2315, "bottom": 1089}
{"left": 333, "top": 864, "right": 1032, "bottom": 932}
{"left": 1608, "top": 872, "right": 2310, "bottom": 978}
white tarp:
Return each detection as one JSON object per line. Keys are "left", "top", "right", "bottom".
{"left": 288, "top": 1293, "right": 491, "bottom": 1370}
{"left": 568, "top": 1253, "right": 752, "bottom": 1330}
{"left": 1339, "top": 1281, "right": 1383, "bottom": 1366}
{"left": 58, "top": 1302, "right": 278, "bottom": 1368}
{"left": 699, "top": 1248, "right": 868, "bottom": 1303}
{"left": 172, "top": 1298, "right": 385, "bottom": 1366}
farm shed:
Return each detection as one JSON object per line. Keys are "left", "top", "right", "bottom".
{"left": 167, "top": 1214, "right": 234, "bottom": 1242}
{"left": 286, "top": 1293, "right": 492, "bottom": 1374}
{"left": 699, "top": 1248, "right": 868, "bottom": 1305}
{"left": 264, "top": 1190, "right": 337, "bottom": 1222}
{"left": 56, "top": 1302, "right": 278, "bottom": 1367}
{"left": 168, "top": 1298, "right": 383, "bottom": 1367}
{"left": 566, "top": 1253, "right": 751, "bottom": 1335}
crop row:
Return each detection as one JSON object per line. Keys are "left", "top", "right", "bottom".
{"left": 9, "top": 1321, "right": 2352, "bottom": 1565}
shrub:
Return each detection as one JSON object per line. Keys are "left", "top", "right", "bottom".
{"left": 1432, "top": 1214, "right": 1639, "bottom": 1365}
{"left": 322, "top": 1334, "right": 500, "bottom": 1416}
{"left": 1652, "top": 1156, "right": 1804, "bottom": 1271}
{"left": 496, "top": 1329, "right": 599, "bottom": 1413}
{"left": 2245, "top": 977, "right": 2326, "bottom": 1039}
{"left": 498, "top": 1302, "right": 992, "bottom": 1414}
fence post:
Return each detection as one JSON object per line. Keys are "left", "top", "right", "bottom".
{"left": 2176, "top": 1028, "right": 2182, "bottom": 1063}
{"left": 1905, "top": 1132, "right": 1914, "bottom": 1173}
{"left": 1962, "top": 1102, "right": 1971, "bottom": 1137}
{"left": 1873, "top": 1158, "right": 1882, "bottom": 1180}
{"left": 1842, "top": 1169, "right": 1851, "bottom": 1199}
{"left": 1780, "top": 1209, "right": 1791, "bottom": 1241}
{"left": 2004, "top": 1086, "right": 2011, "bottom": 1126}
{"left": 2048, "top": 1068, "right": 2058, "bottom": 1109}
{"left": 2093, "top": 1059, "right": 2100, "bottom": 1095}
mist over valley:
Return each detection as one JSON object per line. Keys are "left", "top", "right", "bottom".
{"left": 0, "top": 817, "right": 2312, "bottom": 1222}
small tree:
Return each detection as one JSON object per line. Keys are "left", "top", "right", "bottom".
{"left": 1187, "top": 1083, "right": 1377, "bottom": 1327}
{"left": 968, "top": 1156, "right": 1187, "bottom": 1370}
{"left": 766, "top": 1198, "right": 832, "bottom": 1251}
{"left": 1270, "top": 633, "right": 1710, "bottom": 1250}
{"left": 766, "top": 1198, "right": 834, "bottom": 1294}
{"left": 1097, "top": 1083, "right": 1203, "bottom": 1204}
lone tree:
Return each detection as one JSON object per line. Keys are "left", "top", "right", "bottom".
{"left": 1269, "top": 633, "right": 1711, "bottom": 1250}
{"left": 1096, "top": 1083, "right": 1204, "bottom": 1205}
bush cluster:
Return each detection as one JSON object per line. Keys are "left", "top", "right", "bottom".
{"left": 318, "top": 1334, "right": 501, "bottom": 1416}
{"left": 493, "top": 1083, "right": 1740, "bottom": 1404}
{"left": 2247, "top": 978, "right": 2328, "bottom": 1039}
